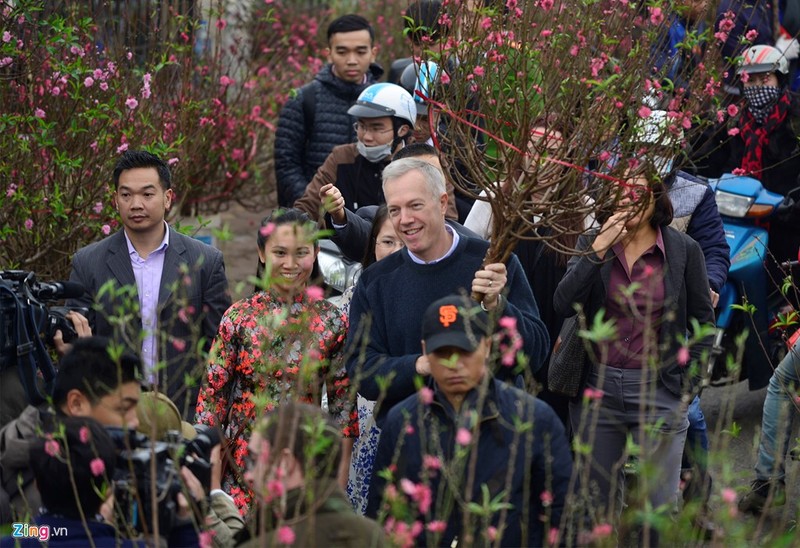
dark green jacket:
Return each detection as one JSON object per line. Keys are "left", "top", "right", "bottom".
{"left": 237, "top": 480, "right": 385, "bottom": 548}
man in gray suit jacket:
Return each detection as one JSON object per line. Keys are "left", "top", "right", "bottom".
{"left": 67, "top": 150, "right": 231, "bottom": 417}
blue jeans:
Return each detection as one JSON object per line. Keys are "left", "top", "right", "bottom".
{"left": 754, "top": 340, "right": 800, "bottom": 482}
{"left": 684, "top": 395, "right": 709, "bottom": 468}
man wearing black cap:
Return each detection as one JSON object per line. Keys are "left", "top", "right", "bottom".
{"left": 365, "top": 295, "right": 571, "bottom": 547}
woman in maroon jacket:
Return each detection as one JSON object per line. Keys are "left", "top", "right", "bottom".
{"left": 554, "top": 170, "right": 715, "bottom": 540}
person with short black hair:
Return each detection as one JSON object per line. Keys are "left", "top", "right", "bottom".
{"left": 366, "top": 295, "right": 571, "bottom": 546}
{"left": 235, "top": 402, "right": 386, "bottom": 547}
{"left": 67, "top": 149, "right": 231, "bottom": 417}
{"left": 31, "top": 417, "right": 117, "bottom": 523}
{"left": 388, "top": 1, "right": 445, "bottom": 84}
{"left": 52, "top": 337, "right": 142, "bottom": 427}
{"left": 0, "top": 416, "right": 199, "bottom": 546}
{"left": 0, "top": 336, "right": 142, "bottom": 520}
{"left": 274, "top": 14, "right": 383, "bottom": 207}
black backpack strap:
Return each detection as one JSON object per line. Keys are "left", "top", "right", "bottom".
{"left": 300, "top": 80, "right": 318, "bottom": 141}
{"left": 0, "top": 285, "right": 56, "bottom": 407}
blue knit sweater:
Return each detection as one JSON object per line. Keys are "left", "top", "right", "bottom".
{"left": 346, "top": 236, "right": 549, "bottom": 423}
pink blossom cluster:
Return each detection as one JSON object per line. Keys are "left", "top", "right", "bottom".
{"left": 384, "top": 517, "right": 423, "bottom": 548}
{"left": 498, "top": 316, "right": 523, "bottom": 367}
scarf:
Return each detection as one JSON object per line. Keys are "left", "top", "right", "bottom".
{"left": 739, "top": 91, "right": 792, "bottom": 178}
{"left": 743, "top": 85, "right": 782, "bottom": 123}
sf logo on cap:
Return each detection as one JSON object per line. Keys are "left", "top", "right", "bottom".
{"left": 439, "top": 305, "right": 458, "bottom": 327}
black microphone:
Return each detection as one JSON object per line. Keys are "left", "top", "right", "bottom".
{"left": 33, "top": 281, "right": 87, "bottom": 300}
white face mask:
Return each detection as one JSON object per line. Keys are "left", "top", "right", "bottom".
{"left": 651, "top": 155, "right": 674, "bottom": 178}
{"left": 357, "top": 140, "right": 393, "bottom": 163}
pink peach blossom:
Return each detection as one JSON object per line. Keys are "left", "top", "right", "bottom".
{"left": 276, "top": 525, "right": 295, "bottom": 545}
{"left": 305, "top": 285, "right": 324, "bottom": 302}
{"left": 44, "top": 439, "right": 60, "bottom": 457}
{"left": 90, "top": 458, "right": 106, "bottom": 477}
{"left": 649, "top": 7, "right": 664, "bottom": 25}
{"left": 583, "top": 387, "right": 604, "bottom": 401}
{"left": 721, "top": 487, "right": 737, "bottom": 504}
{"left": 423, "top": 454, "right": 441, "bottom": 471}
{"left": 419, "top": 386, "right": 434, "bottom": 405}
{"left": 592, "top": 523, "right": 613, "bottom": 539}
{"left": 677, "top": 346, "right": 690, "bottom": 366}
{"left": 259, "top": 222, "right": 275, "bottom": 238}
{"left": 172, "top": 338, "right": 186, "bottom": 352}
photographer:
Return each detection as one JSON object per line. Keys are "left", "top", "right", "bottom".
{"left": 136, "top": 391, "right": 244, "bottom": 546}
{"left": 0, "top": 336, "right": 140, "bottom": 520}
{"left": 0, "top": 416, "right": 198, "bottom": 547}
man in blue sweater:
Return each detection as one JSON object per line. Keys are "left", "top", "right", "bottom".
{"left": 346, "top": 158, "right": 549, "bottom": 425}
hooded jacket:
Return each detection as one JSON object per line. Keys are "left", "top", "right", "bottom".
{"left": 274, "top": 63, "right": 384, "bottom": 207}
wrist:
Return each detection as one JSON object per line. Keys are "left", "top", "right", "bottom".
{"left": 481, "top": 294, "right": 504, "bottom": 312}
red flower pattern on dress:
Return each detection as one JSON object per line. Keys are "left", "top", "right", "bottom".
{"left": 195, "top": 289, "right": 355, "bottom": 511}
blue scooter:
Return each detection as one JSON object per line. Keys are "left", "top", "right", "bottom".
{"left": 708, "top": 175, "right": 798, "bottom": 389}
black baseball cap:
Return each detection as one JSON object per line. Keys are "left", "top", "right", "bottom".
{"left": 421, "top": 295, "right": 490, "bottom": 353}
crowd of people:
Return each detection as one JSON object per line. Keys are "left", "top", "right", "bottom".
{"left": 1, "top": 0, "right": 800, "bottom": 546}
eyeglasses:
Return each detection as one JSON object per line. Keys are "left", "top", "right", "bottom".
{"left": 354, "top": 122, "right": 394, "bottom": 136}
{"left": 375, "top": 238, "right": 402, "bottom": 249}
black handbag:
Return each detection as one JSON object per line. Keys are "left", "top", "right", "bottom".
{"left": 547, "top": 314, "right": 588, "bottom": 397}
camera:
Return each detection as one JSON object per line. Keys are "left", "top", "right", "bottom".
{"left": 0, "top": 270, "right": 87, "bottom": 405}
{"left": 107, "top": 424, "right": 221, "bottom": 536}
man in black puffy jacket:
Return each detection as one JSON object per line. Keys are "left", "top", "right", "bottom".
{"left": 274, "top": 14, "right": 383, "bottom": 207}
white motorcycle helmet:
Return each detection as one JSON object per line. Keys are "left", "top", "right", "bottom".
{"left": 737, "top": 45, "right": 790, "bottom": 76}
{"left": 348, "top": 83, "right": 417, "bottom": 128}
{"left": 400, "top": 61, "right": 440, "bottom": 116}
{"left": 631, "top": 109, "right": 683, "bottom": 177}
{"left": 632, "top": 109, "right": 683, "bottom": 148}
